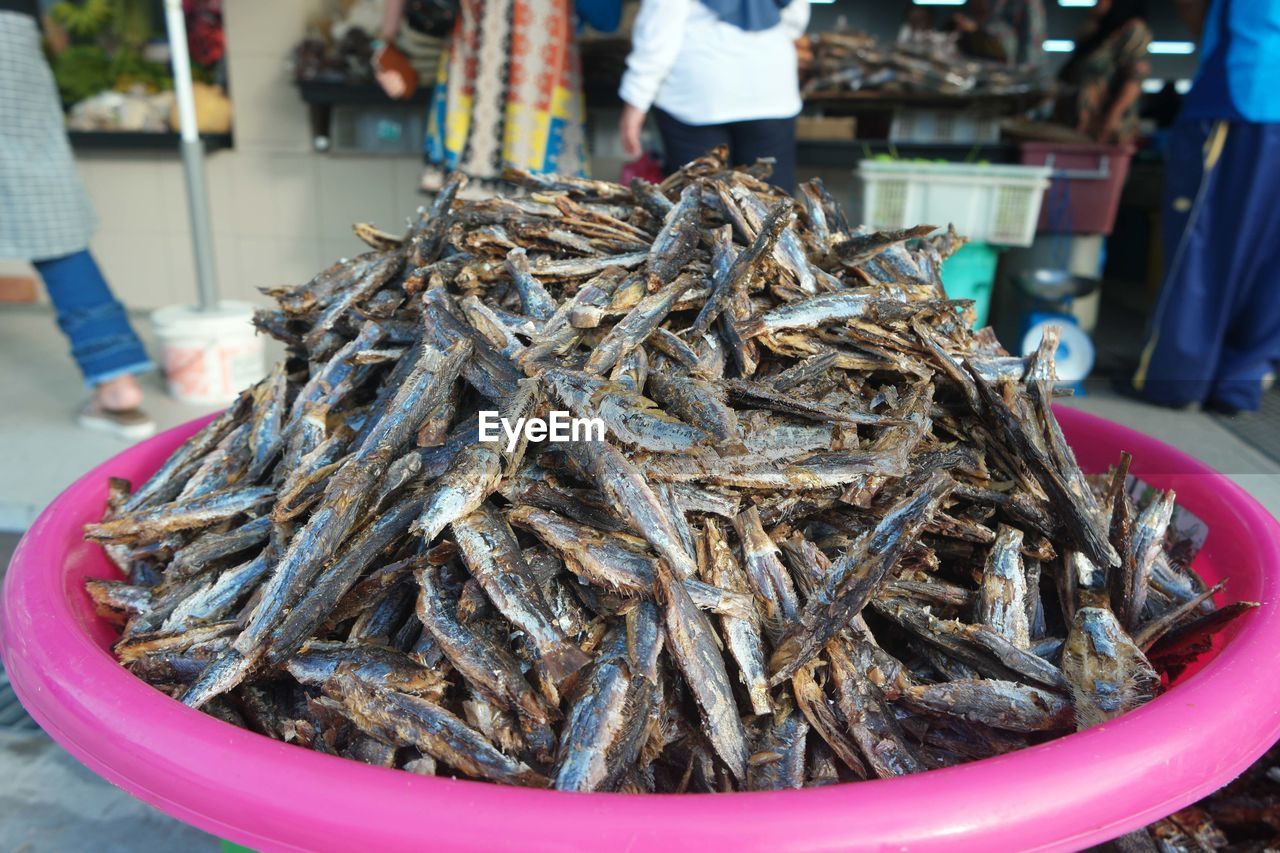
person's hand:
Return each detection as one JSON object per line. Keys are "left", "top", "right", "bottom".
{"left": 952, "top": 13, "right": 977, "bottom": 33}
{"left": 619, "top": 104, "right": 647, "bottom": 160}
{"left": 373, "top": 43, "right": 417, "bottom": 100}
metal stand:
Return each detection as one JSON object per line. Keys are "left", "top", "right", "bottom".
{"left": 164, "top": 0, "right": 219, "bottom": 312}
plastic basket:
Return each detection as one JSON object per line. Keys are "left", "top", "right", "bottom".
{"left": 856, "top": 160, "right": 1051, "bottom": 248}
{"left": 889, "top": 109, "right": 1001, "bottom": 144}
{"left": 941, "top": 241, "right": 999, "bottom": 327}
{"left": 1020, "top": 143, "right": 1134, "bottom": 235}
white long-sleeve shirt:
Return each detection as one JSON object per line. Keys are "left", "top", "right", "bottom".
{"left": 619, "top": 0, "right": 810, "bottom": 126}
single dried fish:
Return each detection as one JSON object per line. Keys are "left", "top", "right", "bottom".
{"left": 451, "top": 503, "right": 591, "bottom": 681}
{"left": 1062, "top": 607, "right": 1157, "bottom": 730}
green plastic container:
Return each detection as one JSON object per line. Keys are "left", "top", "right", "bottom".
{"left": 941, "top": 241, "right": 999, "bottom": 328}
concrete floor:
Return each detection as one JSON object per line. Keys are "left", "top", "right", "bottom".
{"left": 0, "top": 306, "right": 282, "bottom": 532}
{"left": 0, "top": 304, "right": 1276, "bottom": 851}
{"left": 0, "top": 306, "right": 219, "bottom": 531}
{"left": 0, "top": 730, "right": 220, "bottom": 853}
{"left": 1062, "top": 384, "right": 1280, "bottom": 518}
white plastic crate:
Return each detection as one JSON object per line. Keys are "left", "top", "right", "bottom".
{"left": 855, "top": 160, "right": 1052, "bottom": 248}
{"left": 889, "top": 109, "right": 1002, "bottom": 144}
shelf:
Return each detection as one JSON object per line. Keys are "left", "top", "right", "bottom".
{"left": 296, "top": 80, "right": 432, "bottom": 106}
{"left": 299, "top": 76, "right": 624, "bottom": 110}
{"left": 67, "top": 131, "right": 234, "bottom": 152}
{"left": 802, "top": 90, "right": 1045, "bottom": 111}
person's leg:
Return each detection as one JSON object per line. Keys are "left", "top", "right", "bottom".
{"left": 727, "top": 116, "right": 797, "bottom": 193}
{"left": 652, "top": 108, "right": 730, "bottom": 176}
{"left": 34, "top": 249, "right": 153, "bottom": 407}
{"left": 1202, "top": 122, "right": 1280, "bottom": 411}
{"left": 1133, "top": 121, "right": 1231, "bottom": 408}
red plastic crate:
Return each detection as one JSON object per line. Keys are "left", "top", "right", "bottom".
{"left": 1020, "top": 142, "right": 1134, "bottom": 235}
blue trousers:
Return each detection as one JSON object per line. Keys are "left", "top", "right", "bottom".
{"left": 1136, "top": 120, "right": 1280, "bottom": 410}
{"left": 34, "top": 249, "right": 153, "bottom": 387}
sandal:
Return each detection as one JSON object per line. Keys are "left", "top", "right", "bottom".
{"left": 77, "top": 400, "right": 157, "bottom": 440}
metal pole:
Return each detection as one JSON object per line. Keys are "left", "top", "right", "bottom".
{"left": 164, "top": 0, "right": 219, "bottom": 312}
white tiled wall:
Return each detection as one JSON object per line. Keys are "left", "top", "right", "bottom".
{"left": 77, "top": 152, "right": 419, "bottom": 310}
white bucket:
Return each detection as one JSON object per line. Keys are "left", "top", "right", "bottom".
{"left": 151, "top": 301, "right": 266, "bottom": 406}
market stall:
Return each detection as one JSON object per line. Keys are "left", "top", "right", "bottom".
{"left": 2, "top": 2, "right": 1278, "bottom": 851}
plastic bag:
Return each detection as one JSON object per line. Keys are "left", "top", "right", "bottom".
{"left": 621, "top": 153, "right": 664, "bottom": 185}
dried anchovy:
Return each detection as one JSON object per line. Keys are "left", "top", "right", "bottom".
{"left": 88, "top": 149, "right": 1248, "bottom": 793}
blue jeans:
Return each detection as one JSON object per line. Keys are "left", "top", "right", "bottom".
{"left": 34, "top": 249, "right": 153, "bottom": 387}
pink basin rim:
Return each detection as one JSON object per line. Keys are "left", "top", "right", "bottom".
{"left": 2, "top": 406, "right": 1279, "bottom": 852}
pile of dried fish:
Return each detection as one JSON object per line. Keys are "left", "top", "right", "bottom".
{"left": 85, "top": 148, "right": 1250, "bottom": 793}
{"left": 804, "top": 31, "right": 1044, "bottom": 98}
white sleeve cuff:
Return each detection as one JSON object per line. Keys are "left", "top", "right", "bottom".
{"left": 618, "top": 74, "right": 657, "bottom": 113}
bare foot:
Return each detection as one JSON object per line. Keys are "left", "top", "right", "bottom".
{"left": 95, "top": 374, "right": 144, "bottom": 411}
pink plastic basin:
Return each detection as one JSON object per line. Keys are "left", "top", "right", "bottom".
{"left": 3, "top": 407, "right": 1280, "bottom": 852}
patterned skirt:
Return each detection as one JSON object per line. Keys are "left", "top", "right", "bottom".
{"left": 0, "top": 12, "right": 97, "bottom": 260}
{"left": 423, "top": 0, "right": 588, "bottom": 187}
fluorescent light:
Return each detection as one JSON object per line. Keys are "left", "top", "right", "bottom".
{"left": 1149, "top": 41, "right": 1196, "bottom": 54}
{"left": 1043, "top": 39, "right": 1075, "bottom": 52}
{"left": 912, "top": 0, "right": 966, "bottom": 5}
{"left": 1059, "top": 0, "right": 1096, "bottom": 6}
{"left": 1141, "top": 79, "right": 1164, "bottom": 93}
{"left": 809, "top": 0, "right": 835, "bottom": 4}
{"left": 1175, "top": 78, "right": 1193, "bottom": 94}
